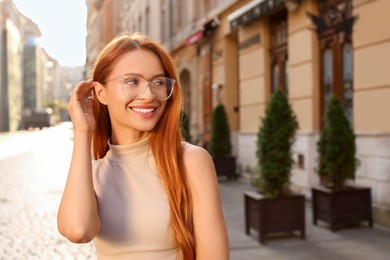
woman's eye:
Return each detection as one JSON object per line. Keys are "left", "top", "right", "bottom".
{"left": 124, "top": 78, "right": 139, "bottom": 85}
{"left": 153, "top": 79, "right": 165, "bottom": 86}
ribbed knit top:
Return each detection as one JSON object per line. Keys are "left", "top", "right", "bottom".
{"left": 92, "top": 136, "right": 182, "bottom": 260}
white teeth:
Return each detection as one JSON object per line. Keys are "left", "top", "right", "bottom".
{"left": 132, "top": 107, "right": 155, "bottom": 113}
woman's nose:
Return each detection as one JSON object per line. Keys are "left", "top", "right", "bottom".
{"left": 137, "top": 83, "right": 155, "bottom": 100}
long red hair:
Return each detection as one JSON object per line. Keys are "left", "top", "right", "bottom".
{"left": 91, "top": 33, "right": 195, "bottom": 259}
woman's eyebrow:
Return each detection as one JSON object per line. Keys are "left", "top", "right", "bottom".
{"left": 122, "top": 72, "right": 165, "bottom": 79}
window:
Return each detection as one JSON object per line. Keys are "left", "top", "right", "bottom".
{"left": 343, "top": 42, "right": 353, "bottom": 124}
{"left": 323, "top": 48, "right": 333, "bottom": 108}
{"left": 180, "top": 0, "right": 188, "bottom": 28}
{"left": 177, "top": 0, "right": 182, "bottom": 28}
{"left": 138, "top": 15, "right": 142, "bottom": 32}
{"left": 145, "top": 7, "right": 150, "bottom": 35}
{"left": 269, "top": 8, "right": 288, "bottom": 95}
{"left": 161, "top": 0, "right": 166, "bottom": 43}
{"left": 314, "top": 0, "right": 355, "bottom": 126}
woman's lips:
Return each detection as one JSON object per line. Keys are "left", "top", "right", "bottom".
{"left": 129, "top": 106, "right": 158, "bottom": 118}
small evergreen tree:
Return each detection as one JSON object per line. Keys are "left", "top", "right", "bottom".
{"left": 255, "top": 90, "right": 299, "bottom": 198}
{"left": 180, "top": 110, "right": 192, "bottom": 143}
{"left": 208, "top": 104, "right": 232, "bottom": 157}
{"left": 317, "top": 95, "right": 357, "bottom": 190}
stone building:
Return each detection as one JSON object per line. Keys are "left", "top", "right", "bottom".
{"left": 85, "top": 0, "right": 390, "bottom": 227}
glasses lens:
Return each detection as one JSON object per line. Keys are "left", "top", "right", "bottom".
{"left": 155, "top": 78, "right": 174, "bottom": 100}
{"left": 121, "top": 76, "right": 175, "bottom": 101}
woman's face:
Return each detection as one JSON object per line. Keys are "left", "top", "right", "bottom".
{"left": 96, "top": 49, "right": 169, "bottom": 143}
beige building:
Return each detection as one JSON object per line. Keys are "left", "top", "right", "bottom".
{"left": 85, "top": 0, "right": 166, "bottom": 70}
{"left": 226, "top": 0, "right": 390, "bottom": 227}
{"left": 85, "top": 0, "right": 390, "bottom": 227}
{"left": 85, "top": 0, "right": 119, "bottom": 76}
{"left": 205, "top": 0, "right": 390, "bottom": 227}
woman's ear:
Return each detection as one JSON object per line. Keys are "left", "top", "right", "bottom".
{"left": 94, "top": 82, "right": 108, "bottom": 105}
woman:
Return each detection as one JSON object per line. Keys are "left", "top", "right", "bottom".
{"left": 57, "top": 32, "right": 229, "bottom": 260}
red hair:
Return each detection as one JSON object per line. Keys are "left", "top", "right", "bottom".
{"left": 91, "top": 33, "right": 195, "bottom": 259}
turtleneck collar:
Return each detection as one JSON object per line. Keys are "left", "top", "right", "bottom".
{"left": 105, "top": 135, "right": 151, "bottom": 163}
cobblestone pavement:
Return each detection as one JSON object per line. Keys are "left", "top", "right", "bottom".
{"left": 0, "top": 126, "right": 96, "bottom": 260}
{"left": 2, "top": 126, "right": 390, "bottom": 260}
{"left": 219, "top": 179, "right": 390, "bottom": 260}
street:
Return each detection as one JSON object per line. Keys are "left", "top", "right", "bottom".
{"left": 1, "top": 125, "right": 390, "bottom": 260}
{"left": 0, "top": 124, "right": 95, "bottom": 259}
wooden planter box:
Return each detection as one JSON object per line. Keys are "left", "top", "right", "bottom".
{"left": 244, "top": 191, "right": 305, "bottom": 244}
{"left": 213, "top": 156, "right": 236, "bottom": 180}
{"left": 312, "top": 185, "right": 373, "bottom": 231}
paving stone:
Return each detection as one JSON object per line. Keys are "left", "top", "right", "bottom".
{"left": 2, "top": 127, "right": 390, "bottom": 259}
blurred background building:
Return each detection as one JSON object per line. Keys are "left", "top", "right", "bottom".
{"left": 89, "top": 0, "right": 390, "bottom": 228}
{"left": 0, "top": 0, "right": 25, "bottom": 131}
{"left": 0, "top": 0, "right": 83, "bottom": 131}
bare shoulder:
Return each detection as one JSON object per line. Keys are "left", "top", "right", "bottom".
{"left": 182, "top": 142, "right": 212, "bottom": 161}
{"left": 182, "top": 143, "right": 216, "bottom": 184}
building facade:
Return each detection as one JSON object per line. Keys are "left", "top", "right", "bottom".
{"left": 0, "top": 0, "right": 69, "bottom": 131}
{"left": 85, "top": 0, "right": 390, "bottom": 227}
{"left": 21, "top": 16, "right": 42, "bottom": 112}
{"left": 0, "top": 0, "right": 25, "bottom": 131}
{"left": 224, "top": 0, "right": 390, "bottom": 227}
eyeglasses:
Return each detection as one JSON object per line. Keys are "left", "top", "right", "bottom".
{"left": 103, "top": 74, "right": 176, "bottom": 101}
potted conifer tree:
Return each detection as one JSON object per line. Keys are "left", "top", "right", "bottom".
{"left": 244, "top": 89, "right": 305, "bottom": 244}
{"left": 312, "top": 95, "right": 372, "bottom": 231}
{"left": 208, "top": 104, "right": 236, "bottom": 179}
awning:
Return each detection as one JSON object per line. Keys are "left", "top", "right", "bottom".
{"left": 184, "top": 17, "right": 221, "bottom": 45}
{"left": 228, "top": 0, "right": 287, "bottom": 30}
{"left": 185, "top": 31, "right": 203, "bottom": 46}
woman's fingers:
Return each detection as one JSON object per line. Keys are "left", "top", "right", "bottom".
{"left": 72, "top": 79, "right": 94, "bottom": 104}
{"left": 85, "top": 96, "right": 94, "bottom": 115}
{"left": 68, "top": 80, "right": 96, "bottom": 133}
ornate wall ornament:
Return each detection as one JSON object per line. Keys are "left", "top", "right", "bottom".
{"left": 306, "top": 1, "right": 357, "bottom": 36}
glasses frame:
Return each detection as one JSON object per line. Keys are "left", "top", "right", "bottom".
{"left": 102, "top": 74, "right": 176, "bottom": 101}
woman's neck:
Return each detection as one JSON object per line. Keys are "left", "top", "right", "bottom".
{"left": 110, "top": 128, "right": 150, "bottom": 145}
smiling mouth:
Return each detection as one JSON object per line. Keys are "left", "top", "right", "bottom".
{"left": 131, "top": 107, "right": 157, "bottom": 113}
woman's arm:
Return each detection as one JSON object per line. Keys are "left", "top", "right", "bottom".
{"left": 57, "top": 80, "right": 100, "bottom": 243}
{"left": 183, "top": 145, "right": 229, "bottom": 260}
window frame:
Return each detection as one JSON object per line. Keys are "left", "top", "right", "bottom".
{"left": 317, "top": 0, "right": 354, "bottom": 127}
{"left": 269, "top": 8, "right": 288, "bottom": 95}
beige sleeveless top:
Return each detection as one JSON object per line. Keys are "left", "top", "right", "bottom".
{"left": 92, "top": 137, "right": 182, "bottom": 260}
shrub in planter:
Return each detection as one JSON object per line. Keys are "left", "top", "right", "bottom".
{"left": 208, "top": 104, "right": 236, "bottom": 179}
{"left": 245, "top": 89, "right": 304, "bottom": 243}
{"left": 209, "top": 104, "right": 232, "bottom": 157}
{"left": 313, "top": 95, "right": 372, "bottom": 231}
{"left": 255, "top": 89, "right": 298, "bottom": 198}
{"left": 316, "top": 95, "right": 358, "bottom": 190}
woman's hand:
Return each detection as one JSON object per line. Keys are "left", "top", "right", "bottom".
{"left": 68, "top": 79, "right": 96, "bottom": 134}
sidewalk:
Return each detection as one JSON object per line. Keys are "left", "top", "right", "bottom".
{"left": 219, "top": 179, "right": 390, "bottom": 260}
